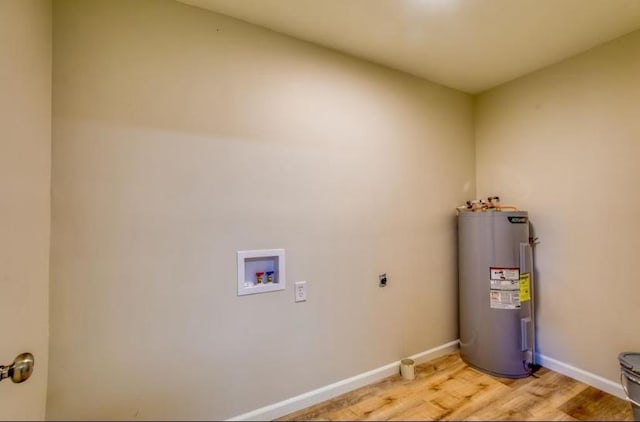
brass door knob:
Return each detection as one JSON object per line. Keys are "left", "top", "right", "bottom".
{"left": 0, "top": 353, "right": 34, "bottom": 383}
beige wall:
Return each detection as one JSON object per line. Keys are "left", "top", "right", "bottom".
{"left": 476, "top": 30, "right": 640, "bottom": 383}
{"left": 48, "top": 0, "right": 474, "bottom": 419}
{"left": 0, "top": 0, "right": 51, "bottom": 418}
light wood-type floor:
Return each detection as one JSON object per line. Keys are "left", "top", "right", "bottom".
{"left": 278, "top": 352, "right": 633, "bottom": 421}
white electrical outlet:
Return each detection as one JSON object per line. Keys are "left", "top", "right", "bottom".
{"left": 294, "top": 281, "right": 307, "bottom": 302}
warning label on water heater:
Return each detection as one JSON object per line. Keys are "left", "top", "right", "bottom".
{"left": 519, "top": 273, "right": 531, "bottom": 302}
{"left": 489, "top": 267, "right": 520, "bottom": 309}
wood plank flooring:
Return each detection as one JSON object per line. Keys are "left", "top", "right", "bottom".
{"left": 278, "top": 352, "right": 633, "bottom": 421}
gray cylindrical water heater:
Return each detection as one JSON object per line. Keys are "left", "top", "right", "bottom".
{"left": 458, "top": 210, "right": 535, "bottom": 378}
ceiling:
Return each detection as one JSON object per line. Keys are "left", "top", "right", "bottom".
{"left": 178, "top": 0, "right": 640, "bottom": 94}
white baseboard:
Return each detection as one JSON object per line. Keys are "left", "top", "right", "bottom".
{"left": 227, "top": 343, "right": 628, "bottom": 421}
{"left": 226, "top": 339, "right": 460, "bottom": 421}
{"left": 535, "top": 353, "right": 625, "bottom": 400}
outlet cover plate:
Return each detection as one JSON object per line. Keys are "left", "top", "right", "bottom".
{"left": 294, "top": 281, "right": 307, "bottom": 302}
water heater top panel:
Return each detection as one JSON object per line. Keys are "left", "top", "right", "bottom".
{"left": 457, "top": 210, "right": 528, "bottom": 220}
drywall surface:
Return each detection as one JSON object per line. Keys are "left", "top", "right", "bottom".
{"left": 48, "top": 0, "right": 474, "bottom": 419}
{"left": 476, "top": 30, "right": 640, "bottom": 383}
{"left": 0, "top": 0, "right": 51, "bottom": 418}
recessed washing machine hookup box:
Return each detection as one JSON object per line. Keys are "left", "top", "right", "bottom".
{"left": 237, "top": 249, "right": 285, "bottom": 296}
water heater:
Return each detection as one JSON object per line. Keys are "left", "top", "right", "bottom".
{"left": 457, "top": 205, "right": 535, "bottom": 378}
